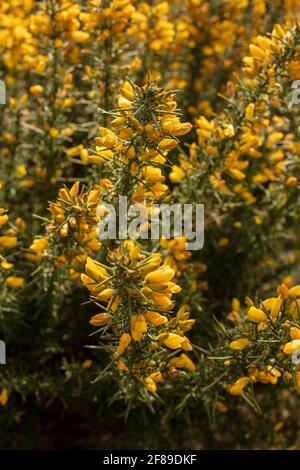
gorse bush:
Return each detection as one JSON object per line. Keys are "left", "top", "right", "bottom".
{"left": 0, "top": 0, "right": 300, "bottom": 450}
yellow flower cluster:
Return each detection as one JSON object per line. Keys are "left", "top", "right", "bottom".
{"left": 169, "top": 23, "right": 300, "bottom": 300}
{"left": 0, "top": 208, "right": 25, "bottom": 289}
{"left": 82, "top": 242, "right": 195, "bottom": 393}
{"left": 91, "top": 80, "right": 191, "bottom": 204}
{"left": 225, "top": 283, "right": 300, "bottom": 399}
{"left": 78, "top": 79, "right": 196, "bottom": 395}
{"left": 25, "top": 181, "right": 102, "bottom": 281}
{"left": 176, "top": 22, "right": 300, "bottom": 205}
{"left": 48, "top": 182, "right": 100, "bottom": 247}
{"left": 129, "top": 2, "right": 174, "bottom": 54}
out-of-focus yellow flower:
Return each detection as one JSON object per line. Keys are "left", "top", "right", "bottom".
{"left": 82, "top": 359, "right": 93, "bottom": 369}
{"left": 6, "top": 276, "right": 24, "bottom": 288}
{"left": 227, "top": 377, "right": 250, "bottom": 395}
{"left": 29, "top": 85, "right": 43, "bottom": 95}
{"left": 0, "top": 389, "right": 8, "bottom": 406}
{"left": 169, "top": 165, "right": 185, "bottom": 182}
{"left": 289, "top": 285, "right": 300, "bottom": 297}
{"left": 218, "top": 238, "right": 229, "bottom": 248}
{"left": 0, "top": 236, "right": 18, "bottom": 250}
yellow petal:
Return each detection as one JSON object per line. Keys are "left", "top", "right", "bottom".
{"left": 89, "top": 313, "right": 111, "bottom": 327}
{"left": 290, "top": 327, "right": 300, "bottom": 340}
{"left": 283, "top": 340, "right": 300, "bottom": 355}
{"left": 144, "top": 311, "right": 168, "bottom": 326}
{"left": 0, "top": 389, "right": 8, "bottom": 406}
{"left": 131, "top": 314, "right": 147, "bottom": 341}
{"left": 161, "top": 333, "right": 185, "bottom": 350}
{"left": 117, "top": 333, "right": 131, "bottom": 355}
{"left": 227, "top": 377, "right": 250, "bottom": 396}
{"left": 145, "top": 265, "right": 175, "bottom": 285}
{"left": 169, "top": 353, "right": 196, "bottom": 372}
{"left": 6, "top": 276, "right": 24, "bottom": 288}
{"left": 229, "top": 338, "right": 250, "bottom": 350}
{"left": 97, "top": 288, "right": 113, "bottom": 301}
{"left": 247, "top": 306, "right": 267, "bottom": 323}
{"left": 289, "top": 285, "right": 300, "bottom": 297}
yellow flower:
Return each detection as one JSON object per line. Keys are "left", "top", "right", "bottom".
{"left": 19, "top": 179, "right": 35, "bottom": 189}
{"left": 120, "top": 81, "right": 135, "bottom": 101}
{"left": 0, "top": 236, "right": 18, "bottom": 249}
{"left": 89, "top": 313, "right": 111, "bottom": 327}
{"left": 1, "top": 259, "right": 13, "bottom": 269}
{"left": 6, "top": 276, "right": 24, "bottom": 288}
{"left": 131, "top": 314, "right": 147, "bottom": 341}
{"left": 227, "top": 377, "right": 250, "bottom": 395}
{"left": 159, "top": 333, "right": 186, "bottom": 350}
{"left": 29, "top": 85, "right": 43, "bottom": 95}
{"left": 245, "top": 103, "right": 255, "bottom": 120}
{"left": 249, "top": 44, "right": 266, "bottom": 60}
{"left": 0, "top": 214, "right": 8, "bottom": 226}
{"left": 262, "top": 296, "right": 282, "bottom": 319}
{"left": 247, "top": 306, "right": 267, "bottom": 323}
{"left": 169, "top": 353, "right": 196, "bottom": 372}
{"left": 145, "top": 291, "right": 173, "bottom": 310}
{"left": 144, "top": 265, "right": 175, "bottom": 286}
{"left": 49, "top": 127, "right": 59, "bottom": 139}
{"left": 85, "top": 257, "right": 110, "bottom": 283}
{"left": 228, "top": 169, "right": 245, "bottom": 180}
{"left": 277, "top": 283, "right": 289, "bottom": 299}
{"left": 274, "top": 422, "right": 284, "bottom": 433}
{"left": 283, "top": 340, "right": 300, "bottom": 355}
{"left": 232, "top": 298, "right": 240, "bottom": 310}
{"left": 266, "top": 366, "right": 281, "bottom": 385}
{"left": 229, "top": 338, "right": 250, "bottom": 350}
{"left": 95, "top": 127, "right": 117, "bottom": 147}
{"left": 218, "top": 238, "right": 229, "bottom": 248}
{"left": 82, "top": 359, "right": 93, "bottom": 369}
{"left": 215, "top": 401, "right": 228, "bottom": 413}
{"left": 286, "top": 176, "right": 297, "bottom": 187}
{"left": 290, "top": 327, "right": 300, "bottom": 340}
{"left": 144, "top": 311, "right": 168, "bottom": 326}
{"left": 71, "top": 31, "right": 90, "bottom": 42}
{"left": 160, "top": 117, "right": 192, "bottom": 136}
{"left": 145, "top": 377, "right": 157, "bottom": 393}
{"left": 169, "top": 165, "right": 185, "bottom": 183}
{"left": 289, "top": 285, "right": 300, "bottom": 297}
{"left": 0, "top": 389, "right": 8, "bottom": 406}
{"left": 180, "top": 337, "right": 193, "bottom": 351}
{"left": 97, "top": 288, "right": 113, "bottom": 301}
{"left": 117, "top": 333, "right": 132, "bottom": 355}
{"left": 16, "top": 164, "right": 27, "bottom": 178}
{"left": 159, "top": 139, "right": 178, "bottom": 151}
{"left": 30, "top": 238, "right": 48, "bottom": 254}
